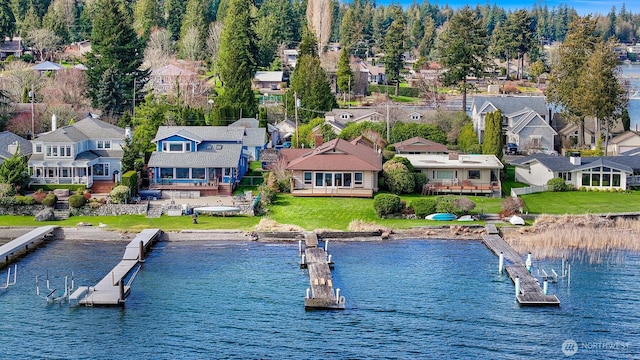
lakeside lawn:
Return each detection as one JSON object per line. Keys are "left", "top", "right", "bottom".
{"left": 519, "top": 190, "right": 640, "bottom": 214}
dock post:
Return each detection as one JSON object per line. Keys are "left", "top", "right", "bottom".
{"left": 543, "top": 280, "right": 548, "bottom": 295}
{"left": 138, "top": 240, "right": 144, "bottom": 262}
{"left": 336, "top": 288, "right": 340, "bottom": 302}
{"left": 327, "top": 254, "right": 332, "bottom": 264}
{"left": 298, "top": 240, "right": 302, "bottom": 255}
{"left": 300, "top": 254, "right": 305, "bottom": 265}
{"left": 306, "top": 288, "right": 310, "bottom": 299}
{"left": 526, "top": 253, "right": 532, "bottom": 272}
{"left": 567, "top": 264, "right": 571, "bottom": 287}
{"left": 118, "top": 281, "right": 124, "bottom": 303}
{"left": 515, "top": 276, "right": 521, "bottom": 297}
{"left": 324, "top": 240, "right": 328, "bottom": 253}
{"left": 498, "top": 252, "right": 504, "bottom": 274}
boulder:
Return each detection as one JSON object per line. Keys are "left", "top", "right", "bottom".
{"left": 53, "top": 189, "right": 70, "bottom": 197}
{"left": 34, "top": 208, "right": 55, "bottom": 222}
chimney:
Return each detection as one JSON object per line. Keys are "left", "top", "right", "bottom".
{"left": 125, "top": 125, "right": 132, "bottom": 139}
{"left": 448, "top": 152, "right": 459, "bottom": 161}
{"left": 7, "top": 141, "right": 18, "bottom": 155}
{"left": 569, "top": 152, "right": 581, "bottom": 165}
{"left": 51, "top": 114, "right": 57, "bottom": 131}
{"left": 315, "top": 134, "right": 323, "bottom": 148}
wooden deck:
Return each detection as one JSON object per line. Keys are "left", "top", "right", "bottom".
{"left": 482, "top": 233, "right": 560, "bottom": 306}
{"left": 0, "top": 226, "right": 58, "bottom": 267}
{"left": 70, "top": 229, "right": 162, "bottom": 307}
{"left": 302, "top": 233, "right": 345, "bottom": 310}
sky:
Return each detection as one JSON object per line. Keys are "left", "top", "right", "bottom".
{"left": 384, "top": 1, "right": 640, "bottom": 15}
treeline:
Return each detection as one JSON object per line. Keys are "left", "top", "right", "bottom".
{"left": 2, "top": 0, "right": 640, "bottom": 69}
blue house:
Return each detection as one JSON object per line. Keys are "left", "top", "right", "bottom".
{"left": 147, "top": 125, "right": 266, "bottom": 196}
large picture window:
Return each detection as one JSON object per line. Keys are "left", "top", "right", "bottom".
{"left": 176, "top": 168, "right": 189, "bottom": 178}
{"left": 192, "top": 168, "right": 205, "bottom": 179}
{"left": 304, "top": 172, "right": 312, "bottom": 185}
{"left": 468, "top": 170, "right": 481, "bottom": 179}
{"left": 93, "top": 163, "right": 110, "bottom": 177}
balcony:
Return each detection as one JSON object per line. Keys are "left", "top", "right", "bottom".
{"left": 423, "top": 180, "right": 500, "bottom": 196}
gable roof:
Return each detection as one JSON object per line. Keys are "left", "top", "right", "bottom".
{"left": 392, "top": 136, "right": 448, "bottom": 153}
{"left": 0, "top": 131, "right": 32, "bottom": 159}
{"left": 508, "top": 109, "right": 557, "bottom": 135}
{"left": 152, "top": 126, "right": 245, "bottom": 143}
{"left": 511, "top": 154, "right": 640, "bottom": 173}
{"left": 254, "top": 71, "right": 283, "bottom": 82}
{"left": 401, "top": 154, "right": 504, "bottom": 170}
{"left": 243, "top": 128, "right": 267, "bottom": 147}
{"left": 472, "top": 95, "right": 547, "bottom": 117}
{"left": 34, "top": 116, "right": 125, "bottom": 143}
{"left": 31, "top": 61, "right": 65, "bottom": 71}
{"left": 148, "top": 144, "right": 243, "bottom": 168}
{"left": 283, "top": 138, "right": 382, "bottom": 171}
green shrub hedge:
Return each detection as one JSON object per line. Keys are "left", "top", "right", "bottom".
{"left": 373, "top": 193, "right": 402, "bottom": 217}
{"left": 68, "top": 194, "right": 86, "bottom": 208}
{"left": 41, "top": 193, "right": 57, "bottom": 207}
{"left": 411, "top": 198, "right": 436, "bottom": 218}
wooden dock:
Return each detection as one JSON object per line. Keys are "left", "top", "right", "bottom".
{"left": 301, "top": 233, "right": 345, "bottom": 310}
{"left": 482, "top": 233, "right": 560, "bottom": 306}
{"left": 0, "top": 226, "right": 58, "bottom": 267}
{"left": 70, "top": 229, "right": 162, "bottom": 307}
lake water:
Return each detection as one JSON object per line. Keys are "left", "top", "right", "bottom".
{"left": 0, "top": 238, "right": 638, "bottom": 358}
{"left": 621, "top": 64, "right": 640, "bottom": 132}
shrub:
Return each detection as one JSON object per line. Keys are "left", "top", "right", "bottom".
{"left": 411, "top": 198, "right": 436, "bottom": 218}
{"left": 455, "top": 197, "right": 476, "bottom": 213}
{"left": 435, "top": 195, "right": 461, "bottom": 215}
{"left": 83, "top": 190, "right": 92, "bottom": 200}
{"left": 501, "top": 196, "right": 524, "bottom": 216}
{"left": 41, "top": 193, "right": 57, "bottom": 207}
{"left": 0, "top": 183, "right": 12, "bottom": 197}
{"left": 109, "top": 185, "right": 130, "bottom": 204}
{"left": 68, "top": 194, "right": 86, "bottom": 208}
{"left": 257, "top": 183, "right": 277, "bottom": 206}
{"left": 413, "top": 172, "right": 427, "bottom": 193}
{"left": 547, "top": 177, "right": 568, "bottom": 192}
{"left": 32, "top": 189, "right": 47, "bottom": 203}
{"left": 15, "top": 195, "right": 36, "bottom": 205}
{"left": 373, "top": 194, "right": 402, "bottom": 217}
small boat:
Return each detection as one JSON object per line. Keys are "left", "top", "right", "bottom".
{"left": 426, "top": 213, "right": 457, "bottom": 221}
{"left": 509, "top": 215, "right": 525, "bottom": 225}
{"left": 457, "top": 215, "right": 474, "bottom": 222}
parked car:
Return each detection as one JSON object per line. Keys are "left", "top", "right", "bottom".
{"left": 506, "top": 143, "right": 518, "bottom": 155}
{"left": 528, "top": 147, "right": 558, "bottom": 156}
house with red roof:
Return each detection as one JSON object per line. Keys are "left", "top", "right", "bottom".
{"left": 281, "top": 136, "right": 382, "bottom": 197}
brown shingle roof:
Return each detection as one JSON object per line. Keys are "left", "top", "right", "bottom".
{"left": 284, "top": 139, "right": 382, "bottom": 171}
{"left": 392, "top": 136, "right": 449, "bottom": 153}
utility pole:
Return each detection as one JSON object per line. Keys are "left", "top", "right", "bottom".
{"left": 386, "top": 102, "right": 390, "bottom": 143}
{"left": 132, "top": 77, "right": 136, "bottom": 118}
{"left": 30, "top": 84, "right": 35, "bottom": 137}
{"left": 294, "top": 92, "right": 299, "bottom": 148}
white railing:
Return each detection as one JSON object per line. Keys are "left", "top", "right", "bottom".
{"left": 511, "top": 184, "right": 548, "bottom": 198}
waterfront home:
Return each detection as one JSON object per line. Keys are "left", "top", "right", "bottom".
{"left": 606, "top": 131, "right": 640, "bottom": 156}
{"left": 282, "top": 136, "right": 382, "bottom": 197}
{"left": 28, "top": 115, "right": 125, "bottom": 192}
{"left": 470, "top": 96, "right": 551, "bottom": 145}
{"left": 0, "top": 131, "right": 32, "bottom": 164}
{"left": 147, "top": 125, "right": 266, "bottom": 196}
{"left": 401, "top": 153, "right": 504, "bottom": 197}
{"left": 511, "top": 153, "right": 640, "bottom": 190}
{"left": 0, "top": 37, "right": 25, "bottom": 60}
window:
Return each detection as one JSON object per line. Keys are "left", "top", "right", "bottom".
{"left": 324, "top": 173, "right": 332, "bottom": 187}
{"left": 304, "top": 172, "right": 312, "bottom": 185}
{"left": 176, "top": 168, "right": 189, "bottom": 178}
{"left": 224, "top": 168, "right": 231, "bottom": 176}
{"left": 581, "top": 173, "right": 590, "bottom": 187}
{"left": 315, "top": 173, "right": 323, "bottom": 186}
{"left": 52, "top": 146, "right": 58, "bottom": 156}
{"left": 613, "top": 174, "right": 621, "bottom": 186}
{"left": 97, "top": 140, "right": 111, "bottom": 149}
{"left": 591, "top": 173, "right": 600, "bottom": 186}
{"left": 163, "top": 142, "right": 190, "bottom": 153}
{"left": 35, "top": 144, "right": 42, "bottom": 153}
{"left": 93, "top": 163, "right": 110, "bottom": 177}
{"left": 344, "top": 173, "right": 352, "bottom": 187}
{"left": 192, "top": 168, "right": 205, "bottom": 179}
{"left": 436, "top": 170, "right": 454, "bottom": 180}
{"left": 334, "top": 173, "right": 343, "bottom": 187}
{"left": 64, "top": 146, "right": 72, "bottom": 157}
{"left": 45, "top": 146, "right": 51, "bottom": 156}
{"left": 354, "top": 172, "right": 363, "bottom": 186}
{"left": 160, "top": 168, "right": 173, "bottom": 178}
{"left": 61, "top": 168, "right": 70, "bottom": 177}
{"left": 468, "top": 170, "right": 481, "bottom": 179}
{"left": 169, "top": 143, "right": 183, "bottom": 152}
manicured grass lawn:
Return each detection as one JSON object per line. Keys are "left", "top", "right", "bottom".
{"left": 520, "top": 190, "right": 640, "bottom": 214}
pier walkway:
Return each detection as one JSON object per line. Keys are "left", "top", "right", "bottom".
{"left": 482, "top": 232, "right": 560, "bottom": 306}
{"left": 0, "top": 226, "right": 58, "bottom": 267}
{"left": 70, "top": 229, "right": 162, "bottom": 307}
{"left": 301, "top": 232, "right": 345, "bottom": 310}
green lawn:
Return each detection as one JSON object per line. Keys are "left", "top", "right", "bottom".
{"left": 519, "top": 191, "right": 640, "bottom": 214}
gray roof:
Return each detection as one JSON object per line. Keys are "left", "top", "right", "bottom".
{"left": 152, "top": 126, "right": 245, "bottom": 143}
{"left": 31, "top": 61, "right": 65, "bottom": 71}
{"left": 471, "top": 96, "right": 548, "bottom": 117}
{"left": 243, "top": 128, "right": 267, "bottom": 148}
{"left": 511, "top": 154, "right": 640, "bottom": 172}
{"left": 35, "top": 117, "right": 125, "bottom": 143}
{"left": 148, "top": 144, "right": 243, "bottom": 168}
{"left": 0, "top": 131, "right": 32, "bottom": 159}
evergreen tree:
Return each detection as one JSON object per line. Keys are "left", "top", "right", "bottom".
{"left": 217, "top": 0, "right": 257, "bottom": 118}
{"left": 85, "top": 0, "right": 147, "bottom": 117}
{"left": 336, "top": 47, "right": 353, "bottom": 103}
{"left": 383, "top": 7, "right": 406, "bottom": 96}
{"left": 178, "top": 0, "right": 207, "bottom": 58}
{"left": 287, "top": 54, "right": 337, "bottom": 123}
{"left": 482, "top": 110, "right": 503, "bottom": 160}
{"left": 133, "top": 0, "right": 160, "bottom": 40}
{"left": 435, "top": 6, "right": 488, "bottom": 111}
{"left": 621, "top": 108, "right": 631, "bottom": 132}
{"left": 0, "top": 147, "right": 30, "bottom": 193}
{"left": 164, "top": 0, "right": 187, "bottom": 41}
{"left": 457, "top": 123, "right": 480, "bottom": 153}
{"left": 0, "top": 0, "right": 16, "bottom": 40}
{"left": 17, "top": 5, "right": 40, "bottom": 39}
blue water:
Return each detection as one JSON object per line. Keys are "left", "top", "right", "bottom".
{"left": 0, "top": 239, "right": 638, "bottom": 359}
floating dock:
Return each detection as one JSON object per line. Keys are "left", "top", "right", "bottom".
{"left": 70, "top": 229, "right": 162, "bottom": 307}
{"left": 0, "top": 226, "right": 58, "bottom": 268}
{"left": 482, "top": 232, "right": 560, "bottom": 307}
{"left": 300, "top": 232, "right": 345, "bottom": 310}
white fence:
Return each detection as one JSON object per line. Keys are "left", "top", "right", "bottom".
{"left": 511, "top": 184, "right": 548, "bottom": 198}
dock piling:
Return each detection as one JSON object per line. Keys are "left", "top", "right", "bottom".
{"left": 526, "top": 253, "right": 532, "bottom": 272}
{"left": 498, "top": 252, "right": 504, "bottom": 274}
{"left": 543, "top": 280, "right": 548, "bottom": 295}
{"left": 138, "top": 240, "right": 144, "bottom": 262}
{"left": 515, "top": 277, "right": 521, "bottom": 297}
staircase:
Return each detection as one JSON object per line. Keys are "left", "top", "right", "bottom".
{"left": 218, "top": 184, "right": 233, "bottom": 196}
{"left": 146, "top": 202, "right": 163, "bottom": 218}
{"left": 91, "top": 180, "right": 115, "bottom": 194}
{"left": 53, "top": 199, "right": 70, "bottom": 220}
